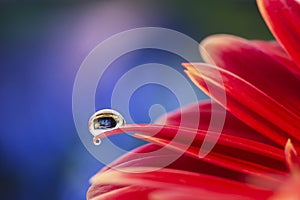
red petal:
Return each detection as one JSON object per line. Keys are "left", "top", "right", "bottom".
{"left": 101, "top": 143, "right": 254, "bottom": 183}
{"left": 150, "top": 190, "right": 259, "bottom": 200}
{"left": 252, "top": 40, "right": 300, "bottom": 75}
{"left": 187, "top": 35, "right": 300, "bottom": 147}
{"left": 199, "top": 34, "right": 300, "bottom": 118}
{"left": 284, "top": 139, "right": 300, "bottom": 173}
{"left": 157, "top": 100, "right": 276, "bottom": 145}
{"left": 88, "top": 144, "right": 276, "bottom": 199}
{"left": 94, "top": 124, "right": 287, "bottom": 181}
{"left": 90, "top": 167, "right": 274, "bottom": 200}
{"left": 87, "top": 185, "right": 156, "bottom": 200}
{"left": 184, "top": 63, "right": 300, "bottom": 150}
{"left": 257, "top": 0, "right": 300, "bottom": 68}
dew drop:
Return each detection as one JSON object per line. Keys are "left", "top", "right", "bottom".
{"left": 93, "top": 138, "right": 101, "bottom": 146}
{"left": 88, "top": 109, "right": 125, "bottom": 145}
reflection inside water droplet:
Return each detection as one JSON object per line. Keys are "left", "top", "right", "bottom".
{"left": 88, "top": 109, "right": 126, "bottom": 145}
{"left": 94, "top": 117, "right": 117, "bottom": 129}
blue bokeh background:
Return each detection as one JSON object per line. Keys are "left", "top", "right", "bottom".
{"left": 0, "top": 1, "right": 272, "bottom": 199}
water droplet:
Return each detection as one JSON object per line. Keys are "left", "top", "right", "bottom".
{"left": 93, "top": 138, "right": 101, "bottom": 146}
{"left": 88, "top": 109, "right": 125, "bottom": 145}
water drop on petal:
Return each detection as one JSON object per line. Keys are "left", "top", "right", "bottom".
{"left": 88, "top": 109, "right": 125, "bottom": 145}
{"left": 93, "top": 138, "right": 101, "bottom": 146}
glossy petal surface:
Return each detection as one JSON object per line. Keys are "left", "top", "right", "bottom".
{"left": 87, "top": 1, "right": 300, "bottom": 199}
{"left": 257, "top": 0, "right": 300, "bottom": 68}
{"left": 91, "top": 167, "right": 273, "bottom": 200}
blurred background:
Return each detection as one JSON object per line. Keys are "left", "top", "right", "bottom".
{"left": 0, "top": 0, "right": 273, "bottom": 199}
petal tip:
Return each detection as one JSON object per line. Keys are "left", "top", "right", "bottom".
{"left": 285, "top": 139, "right": 300, "bottom": 173}
{"left": 199, "top": 34, "right": 246, "bottom": 64}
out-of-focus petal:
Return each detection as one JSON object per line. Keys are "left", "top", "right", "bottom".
{"left": 90, "top": 167, "right": 274, "bottom": 200}
{"left": 269, "top": 174, "right": 300, "bottom": 200}
{"left": 271, "top": 140, "right": 300, "bottom": 199}
{"left": 257, "top": 0, "right": 300, "bottom": 68}
{"left": 87, "top": 185, "right": 124, "bottom": 200}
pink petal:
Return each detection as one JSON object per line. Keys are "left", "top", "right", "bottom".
{"left": 87, "top": 185, "right": 124, "bottom": 200}
{"left": 90, "top": 167, "right": 274, "bottom": 200}
{"left": 257, "top": 0, "right": 300, "bottom": 68}
{"left": 269, "top": 175, "right": 300, "bottom": 200}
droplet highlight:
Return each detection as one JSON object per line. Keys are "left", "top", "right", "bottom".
{"left": 93, "top": 138, "right": 101, "bottom": 146}
{"left": 88, "top": 109, "right": 125, "bottom": 145}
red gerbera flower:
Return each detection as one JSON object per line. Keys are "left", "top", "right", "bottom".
{"left": 87, "top": 0, "right": 300, "bottom": 199}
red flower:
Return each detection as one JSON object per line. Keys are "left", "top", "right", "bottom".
{"left": 87, "top": 0, "right": 300, "bottom": 199}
